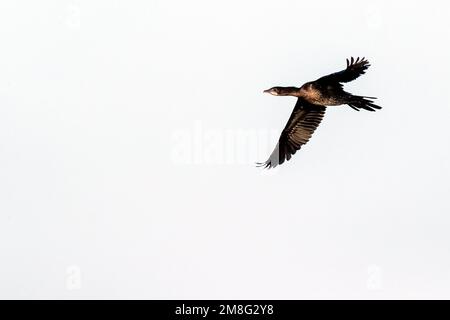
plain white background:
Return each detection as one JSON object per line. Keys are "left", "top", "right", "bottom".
{"left": 1, "top": 0, "right": 450, "bottom": 299}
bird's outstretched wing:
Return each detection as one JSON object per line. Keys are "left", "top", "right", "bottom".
{"left": 257, "top": 99, "right": 326, "bottom": 169}
{"left": 317, "top": 57, "right": 370, "bottom": 84}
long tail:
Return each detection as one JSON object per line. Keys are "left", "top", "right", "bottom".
{"left": 347, "top": 95, "right": 381, "bottom": 112}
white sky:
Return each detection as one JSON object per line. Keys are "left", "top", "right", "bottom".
{"left": 1, "top": 0, "right": 450, "bottom": 299}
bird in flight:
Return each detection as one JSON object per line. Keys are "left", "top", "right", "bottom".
{"left": 257, "top": 57, "right": 381, "bottom": 169}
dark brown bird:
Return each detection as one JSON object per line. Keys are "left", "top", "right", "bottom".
{"left": 257, "top": 57, "right": 381, "bottom": 169}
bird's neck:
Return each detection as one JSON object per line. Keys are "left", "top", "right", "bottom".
{"left": 279, "top": 87, "right": 300, "bottom": 96}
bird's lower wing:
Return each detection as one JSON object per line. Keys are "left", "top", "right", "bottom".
{"left": 317, "top": 57, "right": 370, "bottom": 84}
{"left": 257, "top": 99, "right": 326, "bottom": 169}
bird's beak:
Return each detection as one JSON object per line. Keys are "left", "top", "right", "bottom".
{"left": 263, "top": 89, "right": 271, "bottom": 94}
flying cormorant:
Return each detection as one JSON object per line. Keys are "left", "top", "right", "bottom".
{"left": 257, "top": 57, "right": 380, "bottom": 169}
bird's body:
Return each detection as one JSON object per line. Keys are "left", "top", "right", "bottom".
{"left": 258, "top": 57, "right": 381, "bottom": 169}
{"left": 298, "top": 82, "right": 344, "bottom": 105}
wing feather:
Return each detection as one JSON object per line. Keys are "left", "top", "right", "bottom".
{"left": 317, "top": 57, "right": 370, "bottom": 84}
{"left": 257, "top": 99, "right": 326, "bottom": 169}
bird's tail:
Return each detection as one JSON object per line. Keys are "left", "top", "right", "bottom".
{"left": 347, "top": 95, "right": 381, "bottom": 112}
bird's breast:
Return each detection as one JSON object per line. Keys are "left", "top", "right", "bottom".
{"left": 299, "top": 86, "right": 323, "bottom": 102}
{"left": 299, "top": 85, "right": 341, "bottom": 106}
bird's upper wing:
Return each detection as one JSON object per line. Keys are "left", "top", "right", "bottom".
{"left": 257, "top": 99, "right": 326, "bottom": 169}
{"left": 317, "top": 57, "right": 370, "bottom": 84}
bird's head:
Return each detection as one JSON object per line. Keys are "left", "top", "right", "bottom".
{"left": 263, "top": 87, "right": 282, "bottom": 96}
{"left": 263, "top": 86, "right": 298, "bottom": 96}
